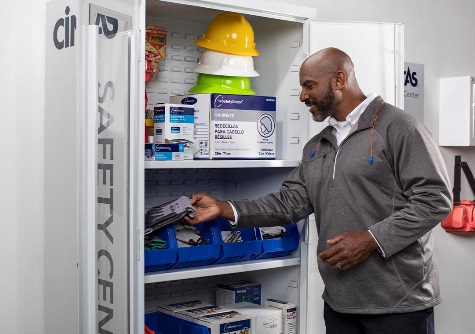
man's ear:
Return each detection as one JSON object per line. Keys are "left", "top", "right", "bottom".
{"left": 333, "top": 71, "right": 346, "bottom": 90}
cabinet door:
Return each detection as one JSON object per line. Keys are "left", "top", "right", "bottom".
{"left": 307, "top": 20, "right": 404, "bottom": 137}
{"left": 302, "top": 19, "right": 404, "bottom": 334}
{"left": 439, "top": 76, "right": 475, "bottom": 146}
{"left": 80, "top": 2, "right": 143, "bottom": 334}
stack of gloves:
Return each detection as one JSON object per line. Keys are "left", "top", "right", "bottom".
{"left": 145, "top": 196, "right": 196, "bottom": 236}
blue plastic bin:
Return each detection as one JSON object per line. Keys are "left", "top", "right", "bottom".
{"left": 145, "top": 311, "right": 208, "bottom": 334}
{"left": 253, "top": 224, "right": 300, "bottom": 259}
{"left": 214, "top": 218, "right": 263, "bottom": 264}
{"left": 171, "top": 220, "right": 221, "bottom": 269}
{"left": 144, "top": 225, "right": 178, "bottom": 273}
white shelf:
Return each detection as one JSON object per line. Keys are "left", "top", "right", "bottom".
{"left": 144, "top": 256, "right": 301, "bottom": 284}
{"left": 144, "top": 159, "right": 301, "bottom": 169}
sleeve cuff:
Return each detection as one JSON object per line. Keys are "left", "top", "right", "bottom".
{"left": 227, "top": 201, "right": 239, "bottom": 227}
{"left": 368, "top": 230, "right": 386, "bottom": 258}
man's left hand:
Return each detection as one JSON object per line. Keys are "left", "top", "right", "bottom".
{"left": 318, "top": 231, "right": 379, "bottom": 271}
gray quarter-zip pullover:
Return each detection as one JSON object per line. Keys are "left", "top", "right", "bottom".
{"left": 231, "top": 96, "right": 452, "bottom": 314}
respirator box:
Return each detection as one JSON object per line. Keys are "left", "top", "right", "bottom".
{"left": 228, "top": 302, "right": 283, "bottom": 334}
{"left": 153, "top": 103, "right": 195, "bottom": 160}
{"left": 216, "top": 280, "right": 262, "bottom": 306}
{"left": 170, "top": 94, "right": 276, "bottom": 160}
{"left": 156, "top": 299, "right": 212, "bottom": 317}
{"left": 193, "top": 310, "right": 253, "bottom": 334}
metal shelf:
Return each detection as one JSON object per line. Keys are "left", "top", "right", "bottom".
{"left": 144, "top": 159, "right": 301, "bottom": 169}
{"left": 144, "top": 256, "right": 301, "bottom": 284}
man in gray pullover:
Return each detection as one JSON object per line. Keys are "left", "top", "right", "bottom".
{"left": 184, "top": 47, "right": 452, "bottom": 334}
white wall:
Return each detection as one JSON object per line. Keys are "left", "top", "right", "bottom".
{"left": 0, "top": 1, "right": 46, "bottom": 334}
{"left": 1, "top": 0, "right": 474, "bottom": 333}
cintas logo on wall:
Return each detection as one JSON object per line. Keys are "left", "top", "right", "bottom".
{"left": 404, "top": 66, "right": 418, "bottom": 87}
{"left": 403, "top": 62, "right": 424, "bottom": 122}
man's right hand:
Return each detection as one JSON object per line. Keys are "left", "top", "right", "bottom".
{"left": 183, "top": 193, "right": 235, "bottom": 225}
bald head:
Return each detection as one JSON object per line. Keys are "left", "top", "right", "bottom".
{"left": 299, "top": 47, "right": 366, "bottom": 122}
{"left": 301, "top": 47, "right": 357, "bottom": 86}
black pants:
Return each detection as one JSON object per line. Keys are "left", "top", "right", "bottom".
{"left": 324, "top": 302, "right": 435, "bottom": 334}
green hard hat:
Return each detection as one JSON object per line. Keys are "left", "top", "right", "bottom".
{"left": 188, "top": 73, "right": 256, "bottom": 95}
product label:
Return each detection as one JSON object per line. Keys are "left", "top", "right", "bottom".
{"left": 153, "top": 107, "right": 165, "bottom": 123}
{"left": 219, "top": 319, "right": 251, "bottom": 334}
{"left": 211, "top": 109, "right": 276, "bottom": 159}
{"left": 212, "top": 94, "right": 276, "bottom": 111}
{"left": 153, "top": 144, "right": 184, "bottom": 161}
{"left": 169, "top": 106, "right": 194, "bottom": 123}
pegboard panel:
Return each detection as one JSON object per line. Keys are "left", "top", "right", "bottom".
{"left": 145, "top": 276, "right": 220, "bottom": 313}
{"left": 145, "top": 18, "right": 206, "bottom": 109}
{"left": 145, "top": 168, "right": 226, "bottom": 210}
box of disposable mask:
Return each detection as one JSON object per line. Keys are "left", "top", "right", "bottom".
{"left": 170, "top": 94, "right": 276, "bottom": 159}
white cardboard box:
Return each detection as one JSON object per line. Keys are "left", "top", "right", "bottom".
{"left": 170, "top": 94, "right": 276, "bottom": 159}
{"left": 264, "top": 299, "right": 297, "bottom": 334}
{"left": 175, "top": 305, "right": 230, "bottom": 321}
{"left": 156, "top": 299, "right": 212, "bottom": 316}
{"left": 194, "top": 310, "right": 253, "bottom": 334}
{"left": 153, "top": 103, "right": 195, "bottom": 159}
{"left": 228, "top": 302, "right": 283, "bottom": 334}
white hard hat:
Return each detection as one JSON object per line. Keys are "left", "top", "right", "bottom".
{"left": 193, "top": 49, "right": 260, "bottom": 77}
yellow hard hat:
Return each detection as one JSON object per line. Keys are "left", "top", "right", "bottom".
{"left": 195, "top": 12, "right": 259, "bottom": 56}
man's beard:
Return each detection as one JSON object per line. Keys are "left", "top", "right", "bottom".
{"left": 309, "top": 84, "right": 335, "bottom": 122}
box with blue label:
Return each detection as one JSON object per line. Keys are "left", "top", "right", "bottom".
{"left": 170, "top": 94, "right": 276, "bottom": 160}
{"left": 156, "top": 299, "right": 212, "bottom": 317}
{"left": 145, "top": 143, "right": 184, "bottom": 161}
{"left": 176, "top": 305, "right": 230, "bottom": 321}
{"left": 216, "top": 280, "right": 261, "bottom": 306}
{"left": 194, "top": 310, "right": 253, "bottom": 334}
{"left": 153, "top": 103, "right": 195, "bottom": 160}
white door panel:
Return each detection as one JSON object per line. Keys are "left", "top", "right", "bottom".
{"left": 307, "top": 20, "right": 404, "bottom": 138}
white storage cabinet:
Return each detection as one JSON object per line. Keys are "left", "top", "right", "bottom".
{"left": 45, "top": 0, "right": 403, "bottom": 333}
{"left": 439, "top": 76, "right": 475, "bottom": 146}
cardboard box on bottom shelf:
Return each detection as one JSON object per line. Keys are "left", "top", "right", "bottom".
{"left": 175, "top": 305, "right": 230, "bottom": 321}
{"left": 264, "top": 299, "right": 297, "bottom": 334}
{"left": 156, "top": 299, "right": 212, "bottom": 316}
{"left": 228, "top": 302, "right": 283, "bottom": 334}
{"left": 170, "top": 94, "right": 276, "bottom": 160}
{"left": 153, "top": 103, "right": 195, "bottom": 160}
{"left": 216, "top": 280, "right": 261, "bottom": 306}
{"left": 194, "top": 310, "right": 252, "bottom": 334}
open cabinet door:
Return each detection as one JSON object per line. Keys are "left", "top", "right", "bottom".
{"left": 306, "top": 20, "right": 404, "bottom": 138}
{"left": 80, "top": 2, "right": 143, "bottom": 334}
{"left": 45, "top": 0, "right": 143, "bottom": 333}
{"left": 301, "top": 20, "right": 404, "bottom": 334}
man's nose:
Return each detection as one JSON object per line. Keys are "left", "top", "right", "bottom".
{"left": 299, "top": 89, "right": 308, "bottom": 103}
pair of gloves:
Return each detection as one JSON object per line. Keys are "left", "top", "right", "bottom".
{"left": 145, "top": 196, "right": 196, "bottom": 236}
{"left": 145, "top": 196, "right": 208, "bottom": 247}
